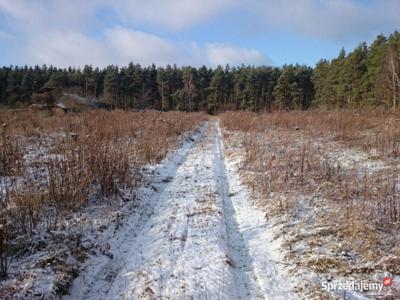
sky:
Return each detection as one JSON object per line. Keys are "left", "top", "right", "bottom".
{"left": 0, "top": 0, "right": 400, "bottom": 68}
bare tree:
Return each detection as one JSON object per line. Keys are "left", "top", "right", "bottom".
{"left": 383, "top": 44, "right": 400, "bottom": 110}
{"left": 183, "top": 68, "right": 196, "bottom": 112}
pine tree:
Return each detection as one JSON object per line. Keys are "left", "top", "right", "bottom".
{"left": 342, "top": 43, "right": 368, "bottom": 107}
{"left": 45, "top": 72, "right": 67, "bottom": 89}
{"left": 5, "top": 68, "right": 20, "bottom": 104}
{"left": 207, "top": 66, "right": 225, "bottom": 114}
{"left": 313, "top": 59, "right": 331, "bottom": 107}
{"left": 273, "top": 65, "right": 301, "bottom": 110}
{"left": 329, "top": 48, "right": 346, "bottom": 107}
{"left": 243, "top": 68, "right": 259, "bottom": 111}
{"left": 233, "top": 67, "right": 246, "bottom": 110}
{"left": 143, "top": 64, "right": 159, "bottom": 109}
{"left": 104, "top": 65, "right": 119, "bottom": 107}
{"left": 366, "top": 34, "right": 387, "bottom": 104}
{"left": 156, "top": 67, "right": 169, "bottom": 111}
{"left": 0, "top": 68, "right": 9, "bottom": 104}
{"left": 20, "top": 71, "right": 33, "bottom": 102}
{"left": 83, "top": 65, "right": 94, "bottom": 98}
{"left": 295, "top": 65, "right": 314, "bottom": 109}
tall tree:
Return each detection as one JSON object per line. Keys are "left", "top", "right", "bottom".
{"left": 382, "top": 39, "right": 400, "bottom": 110}
{"left": 207, "top": 66, "right": 225, "bottom": 114}
{"left": 182, "top": 67, "right": 197, "bottom": 112}
{"left": 20, "top": 71, "right": 33, "bottom": 102}
{"left": 104, "top": 65, "right": 119, "bottom": 107}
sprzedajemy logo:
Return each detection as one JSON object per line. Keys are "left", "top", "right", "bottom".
{"left": 321, "top": 277, "right": 393, "bottom": 293}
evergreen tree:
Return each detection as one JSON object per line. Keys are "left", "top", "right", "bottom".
{"left": 207, "top": 66, "right": 225, "bottom": 114}
{"left": 197, "top": 66, "right": 211, "bottom": 111}
{"left": 0, "top": 68, "right": 9, "bottom": 104}
{"left": 313, "top": 60, "right": 331, "bottom": 107}
{"left": 366, "top": 34, "right": 387, "bottom": 104}
{"left": 273, "top": 65, "right": 303, "bottom": 110}
{"left": 156, "top": 67, "right": 169, "bottom": 111}
{"left": 83, "top": 65, "right": 94, "bottom": 98}
{"left": 20, "top": 71, "right": 33, "bottom": 102}
{"left": 1, "top": 31, "right": 400, "bottom": 111}
{"left": 342, "top": 43, "right": 368, "bottom": 107}
{"left": 5, "top": 67, "right": 20, "bottom": 104}
{"left": 104, "top": 65, "right": 119, "bottom": 107}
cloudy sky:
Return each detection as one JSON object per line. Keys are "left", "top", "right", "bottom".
{"left": 0, "top": 0, "right": 399, "bottom": 68}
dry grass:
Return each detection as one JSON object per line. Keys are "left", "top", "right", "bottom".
{"left": 0, "top": 123, "right": 23, "bottom": 176}
{"left": 221, "top": 110, "right": 400, "bottom": 224}
{"left": 221, "top": 109, "right": 400, "bottom": 158}
{"left": 0, "top": 215, "right": 12, "bottom": 279}
{"left": 0, "top": 109, "right": 205, "bottom": 280}
{"left": 220, "top": 109, "right": 400, "bottom": 295}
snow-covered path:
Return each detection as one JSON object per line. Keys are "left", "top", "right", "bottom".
{"left": 64, "top": 122, "right": 297, "bottom": 300}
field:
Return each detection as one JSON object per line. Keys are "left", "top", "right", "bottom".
{"left": 0, "top": 110, "right": 205, "bottom": 298}
{"left": 0, "top": 109, "right": 399, "bottom": 299}
{"left": 221, "top": 110, "right": 400, "bottom": 299}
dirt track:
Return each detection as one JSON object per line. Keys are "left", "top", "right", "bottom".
{"left": 64, "top": 122, "right": 296, "bottom": 300}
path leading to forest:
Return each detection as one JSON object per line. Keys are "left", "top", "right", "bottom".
{"left": 64, "top": 122, "right": 296, "bottom": 300}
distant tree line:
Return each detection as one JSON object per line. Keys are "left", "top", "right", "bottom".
{"left": 314, "top": 31, "right": 400, "bottom": 110}
{"left": 1, "top": 31, "right": 400, "bottom": 112}
{"left": 0, "top": 63, "right": 313, "bottom": 113}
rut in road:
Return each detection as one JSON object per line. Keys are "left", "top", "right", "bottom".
{"left": 64, "top": 121, "right": 287, "bottom": 300}
{"left": 214, "top": 124, "right": 265, "bottom": 299}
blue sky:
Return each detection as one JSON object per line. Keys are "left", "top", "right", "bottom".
{"left": 0, "top": 0, "right": 399, "bottom": 68}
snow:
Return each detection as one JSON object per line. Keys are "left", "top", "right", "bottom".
{"left": 221, "top": 127, "right": 400, "bottom": 299}
{"left": 1, "top": 123, "right": 208, "bottom": 299}
{"left": 63, "top": 122, "right": 299, "bottom": 299}
{"left": 7, "top": 117, "right": 397, "bottom": 299}
{"left": 216, "top": 124, "right": 299, "bottom": 299}
{"left": 326, "top": 146, "right": 389, "bottom": 173}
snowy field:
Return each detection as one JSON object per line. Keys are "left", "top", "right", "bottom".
{"left": 62, "top": 122, "right": 298, "bottom": 300}
{"left": 1, "top": 111, "right": 399, "bottom": 299}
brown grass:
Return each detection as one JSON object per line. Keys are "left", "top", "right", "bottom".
{"left": 220, "top": 109, "right": 400, "bottom": 280}
{"left": 0, "top": 123, "right": 23, "bottom": 176}
{"left": 0, "top": 109, "right": 205, "bottom": 279}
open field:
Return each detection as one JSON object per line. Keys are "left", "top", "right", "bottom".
{"left": 0, "top": 110, "right": 205, "bottom": 299}
{"left": 221, "top": 110, "right": 400, "bottom": 299}
{"left": 0, "top": 109, "right": 399, "bottom": 299}
{"left": 2, "top": 1, "right": 400, "bottom": 299}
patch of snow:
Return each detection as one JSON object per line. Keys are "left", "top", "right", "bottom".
{"left": 64, "top": 122, "right": 300, "bottom": 299}
{"left": 217, "top": 123, "right": 299, "bottom": 299}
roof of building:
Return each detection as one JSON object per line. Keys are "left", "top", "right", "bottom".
{"left": 56, "top": 94, "right": 111, "bottom": 110}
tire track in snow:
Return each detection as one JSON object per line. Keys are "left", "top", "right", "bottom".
{"left": 65, "top": 121, "right": 297, "bottom": 300}
{"left": 64, "top": 123, "right": 207, "bottom": 300}
{"left": 101, "top": 123, "right": 238, "bottom": 299}
{"left": 214, "top": 123, "right": 265, "bottom": 299}
{"left": 218, "top": 123, "right": 300, "bottom": 300}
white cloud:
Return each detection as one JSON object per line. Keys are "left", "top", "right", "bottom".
{"left": 0, "top": 0, "right": 97, "bottom": 31}
{"left": 113, "top": 0, "right": 237, "bottom": 30}
{"left": 2, "top": 0, "right": 400, "bottom": 67}
{"left": 252, "top": 0, "right": 400, "bottom": 40}
{"left": 105, "top": 27, "right": 180, "bottom": 66}
{"left": 0, "top": 0, "right": 39, "bottom": 22}
{"left": 0, "top": 30, "right": 14, "bottom": 40}
{"left": 206, "top": 43, "right": 268, "bottom": 67}
{"left": 20, "top": 27, "right": 182, "bottom": 68}
{"left": 24, "top": 31, "right": 108, "bottom": 68}
{"left": 19, "top": 26, "right": 268, "bottom": 68}
{"left": 1, "top": 0, "right": 267, "bottom": 67}
{"left": 0, "top": 0, "right": 237, "bottom": 32}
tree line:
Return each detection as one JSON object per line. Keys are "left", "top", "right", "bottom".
{"left": 1, "top": 31, "right": 400, "bottom": 112}
{"left": 314, "top": 31, "right": 400, "bottom": 109}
